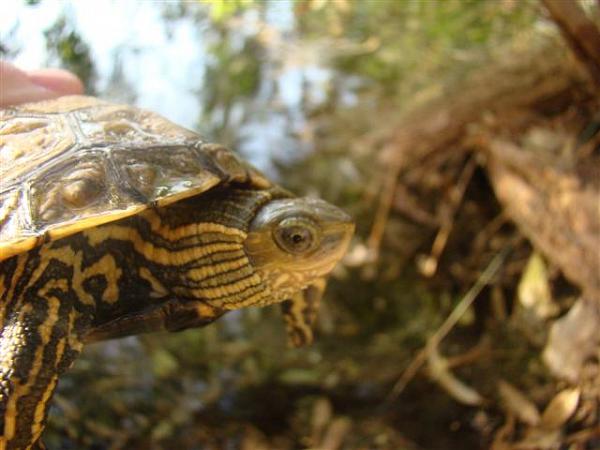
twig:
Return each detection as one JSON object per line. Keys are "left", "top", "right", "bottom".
{"left": 385, "top": 246, "right": 510, "bottom": 404}
{"left": 420, "top": 156, "right": 477, "bottom": 277}
{"left": 366, "top": 154, "right": 402, "bottom": 260}
{"left": 445, "top": 337, "right": 491, "bottom": 369}
{"left": 427, "top": 344, "right": 485, "bottom": 406}
{"left": 472, "top": 213, "right": 508, "bottom": 254}
{"left": 565, "top": 425, "right": 600, "bottom": 445}
{"left": 393, "top": 183, "right": 439, "bottom": 227}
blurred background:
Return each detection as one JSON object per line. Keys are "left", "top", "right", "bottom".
{"left": 2, "top": 1, "right": 599, "bottom": 449}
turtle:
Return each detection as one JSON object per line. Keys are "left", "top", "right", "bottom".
{"left": 0, "top": 95, "right": 354, "bottom": 449}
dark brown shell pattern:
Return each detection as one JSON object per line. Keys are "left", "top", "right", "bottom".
{"left": 0, "top": 96, "right": 272, "bottom": 261}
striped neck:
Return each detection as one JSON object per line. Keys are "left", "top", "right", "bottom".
{"left": 133, "top": 187, "right": 280, "bottom": 309}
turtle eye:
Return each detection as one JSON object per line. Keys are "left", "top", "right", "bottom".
{"left": 274, "top": 218, "right": 319, "bottom": 255}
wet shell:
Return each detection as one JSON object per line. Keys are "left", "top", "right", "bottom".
{"left": 0, "top": 95, "right": 272, "bottom": 261}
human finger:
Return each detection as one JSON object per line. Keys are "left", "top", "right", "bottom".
{"left": 0, "top": 60, "right": 84, "bottom": 107}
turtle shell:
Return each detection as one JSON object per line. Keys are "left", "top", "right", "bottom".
{"left": 0, "top": 95, "right": 272, "bottom": 261}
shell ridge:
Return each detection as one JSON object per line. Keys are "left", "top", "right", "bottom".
{"left": 68, "top": 110, "right": 92, "bottom": 147}
{"left": 0, "top": 96, "right": 268, "bottom": 259}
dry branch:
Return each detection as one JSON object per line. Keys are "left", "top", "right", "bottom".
{"left": 382, "top": 42, "right": 589, "bottom": 171}
{"left": 484, "top": 139, "right": 600, "bottom": 299}
{"left": 542, "top": 0, "right": 600, "bottom": 87}
{"left": 383, "top": 40, "right": 599, "bottom": 299}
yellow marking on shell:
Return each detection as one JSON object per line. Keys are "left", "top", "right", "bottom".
{"left": 47, "top": 205, "right": 147, "bottom": 241}
{"left": 139, "top": 267, "right": 168, "bottom": 298}
{"left": 0, "top": 237, "right": 39, "bottom": 262}
{"left": 0, "top": 205, "right": 246, "bottom": 265}
{"left": 0, "top": 205, "right": 147, "bottom": 262}
{"left": 153, "top": 177, "right": 221, "bottom": 207}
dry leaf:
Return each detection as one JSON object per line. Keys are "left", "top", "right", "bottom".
{"left": 320, "top": 417, "right": 352, "bottom": 450}
{"left": 517, "top": 252, "right": 557, "bottom": 320}
{"left": 540, "top": 388, "right": 580, "bottom": 430}
{"left": 543, "top": 297, "right": 600, "bottom": 382}
{"left": 311, "top": 397, "right": 333, "bottom": 444}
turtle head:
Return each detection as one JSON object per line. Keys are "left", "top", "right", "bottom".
{"left": 244, "top": 198, "right": 354, "bottom": 301}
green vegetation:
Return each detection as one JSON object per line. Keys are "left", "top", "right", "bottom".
{"left": 44, "top": 14, "right": 97, "bottom": 92}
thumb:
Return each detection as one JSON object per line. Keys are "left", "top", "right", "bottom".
{"left": 1, "top": 61, "right": 84, "bottom": 107}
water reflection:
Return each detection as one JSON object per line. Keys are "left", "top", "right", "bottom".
{"left": 2, "top": 0, "right": 335, "bottom": 175}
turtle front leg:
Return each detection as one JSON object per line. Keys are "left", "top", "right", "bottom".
{"left": 1, "top": 295, "right": 81, "bottom": 450}
{"left": 280, "top": 278, "right": 327, "bottom": 347}
{"left": 84, "top": 299, "right": 225, "bottom": 343}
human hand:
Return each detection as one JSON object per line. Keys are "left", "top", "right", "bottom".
{"left": 0, "top": 60, "right": 84, "bottom": 107}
